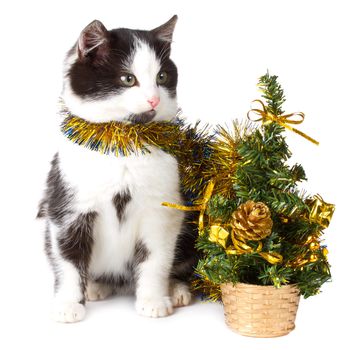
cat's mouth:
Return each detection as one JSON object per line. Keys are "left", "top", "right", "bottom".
{"left": 128, "top": 110, "right": 156, "bottom": 124}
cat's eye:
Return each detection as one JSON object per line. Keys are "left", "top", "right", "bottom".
{"left": 156, "top": 71, "right": 168, "bottom": 85}
{"left": 120, "top": 74, "right": 136, "bottom": 87}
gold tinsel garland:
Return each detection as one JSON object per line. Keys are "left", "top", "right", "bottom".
{"left": 62, "top": 114, "right": 188, "bottom": 156}
{"left": 205, "top": 121, "right": 244, "bottom": 198}
{"left": 60, "top": 112, "right": 213, "bottom": 196}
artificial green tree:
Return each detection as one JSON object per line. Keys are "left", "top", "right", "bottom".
{"left": 194, "top": 72, "right": 334, "bottom": 299}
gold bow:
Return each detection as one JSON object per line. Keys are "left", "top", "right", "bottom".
{"left": 162, "top": 180, "right": 215, "bottom": 231}
{"left": 209, "top": 225, "right": 283, "bottom": 265}
{"left": 247, "top": 99, "right": 319, "bottom": 145}
{"left": 307, "top": 194, "right": 335, "bottom": 229}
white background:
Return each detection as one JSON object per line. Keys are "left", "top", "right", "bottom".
{"left": 1, "top": 0, "right": 360, "bottom": 349}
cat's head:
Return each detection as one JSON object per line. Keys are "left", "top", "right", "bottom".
{"left": 62, "top": 16, "right": 178, "bottom": 123}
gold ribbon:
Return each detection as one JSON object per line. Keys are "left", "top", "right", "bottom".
{"left": 162, "top": 180, "right": 215, "bottom": 231}
{"left": 259, "top": 251, "right": 284, "bottom": 265}
{"left": 209, "top": 225, "right": 283, "bottom": 265}
{"left": 247, "top": 99, "right": 319, "bottom": 145}
{"left": 307, "top": 194, "right": 335, "bottom": 229}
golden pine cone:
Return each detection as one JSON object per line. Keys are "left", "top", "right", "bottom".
{"left": 231, "top": 201, "right": 273, "bottom": 241}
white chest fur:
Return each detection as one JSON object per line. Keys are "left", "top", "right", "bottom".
{"left": 57, "top": 135, "right": 183, "bottom": 277}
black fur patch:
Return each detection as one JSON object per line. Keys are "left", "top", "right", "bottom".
{"left": 57, "top": 211, "right": 97, "bottom": 296}
{"left": 134, "top": 240, "right": 150, "bottom": 267}
{"left": 127, "top": 241, "right": 150, "bottom": 287}
{"left": 95, "top": 274, "right": 127, "bottom": 288}
{"left": 113, "top": 189, "right": 131, "bottom": 222}
{"left": 129, "top": 240, "right": 150, "bottom": 287}
{"left": 43, "top": 153, "right": 74, "bottom": 226}
{"left": 67, "top": 27, "right": 177, "bottom": 100}
{"left": 171, "top": 212, "right": 199, "bottom": 282}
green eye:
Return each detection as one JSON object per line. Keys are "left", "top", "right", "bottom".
{"left": 156, "top": 71, "right": 168, "bottom": 85}
{"left": 120, "top": 74, "right": 136, "bottom": 87}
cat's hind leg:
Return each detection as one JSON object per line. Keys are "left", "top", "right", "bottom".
{"left": 85, "top": 280, "right": 115, "bottom": 301}
{"left": 170, "top": 279, "right": 192, "bottom": 307}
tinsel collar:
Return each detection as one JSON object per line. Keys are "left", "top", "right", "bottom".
{"left": 61, "top": 111, "right": 188, "bottom": 157}
{"left": 60, "top": 108, "right": 213, "bottom": 196}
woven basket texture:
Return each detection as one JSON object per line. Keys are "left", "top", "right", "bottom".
{"left": 221, "top": 283, "right": 300, "bottom": 337}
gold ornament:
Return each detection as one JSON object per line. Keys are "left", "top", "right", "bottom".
{"left": 286, "top": 256, "right": 309, "bottom": 268}
{"left": 307, "top": 194, "right": 335, "bottom": 229}
{"left": 309, "top": 241, "right": 320, "bottom": 251}
{"left": 231, "top": 201, "right": 273, "bottom": 241}
{"left": 322, "top": 248, "right": 329, "bottom": 258}
{"left": 247, "top": 99, "right": 319, "bottom": 145}
{"left": 304, "top": 235, "right": 318, "bottom": 245}
{"left": 209, "top": 225, "right": 229, "bottom": 248}
{"left": 280, "top": 215, "right": 289, "bottom": 223}
{"left": 287, "top": 233, "right": 325, "bottom": 268}
{"left": 309, "top": 254, "right": 318, "bottom": 263}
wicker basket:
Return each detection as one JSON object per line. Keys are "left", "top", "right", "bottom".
{"left": 221, "top": 283, "right": 300, "bottom": 338}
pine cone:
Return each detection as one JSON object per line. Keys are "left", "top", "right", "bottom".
{"left": 231, "top": 201, "right": 273, "bottom": 241}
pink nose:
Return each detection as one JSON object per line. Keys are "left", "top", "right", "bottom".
{"left": 147, "top": 96, "right": 160, "bottom": 109}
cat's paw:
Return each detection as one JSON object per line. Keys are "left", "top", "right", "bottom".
{"left": 85, "top": 280, "right": 114, "bottom": 301}
{"left": 51, "top": 302, "right": 85, "bottom": 323}
{"left": 171, "top": 282, "right": 192, "bottom": 307}
{"left": 135, "top": 296, "right": 173, "bottom": 318}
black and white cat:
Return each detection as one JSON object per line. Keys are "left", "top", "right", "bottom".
{"left": 38, "top": 16, "right": 197, "bottom": 323}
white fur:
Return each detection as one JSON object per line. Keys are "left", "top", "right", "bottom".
{"left": 135, "top": 296, "right": 173, "bottom": 318}
{"left": 50, "top": 40, "right": 185, "bottom": 322}
{"left": 51, "top": 302, "right": 85, "bottom": 323}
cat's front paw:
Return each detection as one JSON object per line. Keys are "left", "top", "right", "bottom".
{"left": 51, "top": 302, "right": 86, "bottom": 323}
{"left": 135, "top": 296, "right": 173, "bottom": 318}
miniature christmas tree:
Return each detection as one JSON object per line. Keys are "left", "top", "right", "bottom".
{"left": 194, "top": 72, "right": 335, "bottom": 300}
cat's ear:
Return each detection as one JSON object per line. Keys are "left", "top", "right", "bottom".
{"left": 151, "top": 15, "right": 178, "bottom": 43}
{"left": 77, "top": 20, "right": 110, "bottom": 62}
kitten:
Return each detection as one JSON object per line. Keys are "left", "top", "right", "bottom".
{"left": 38, "top": 16, "right": 197, "bottom": 323}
